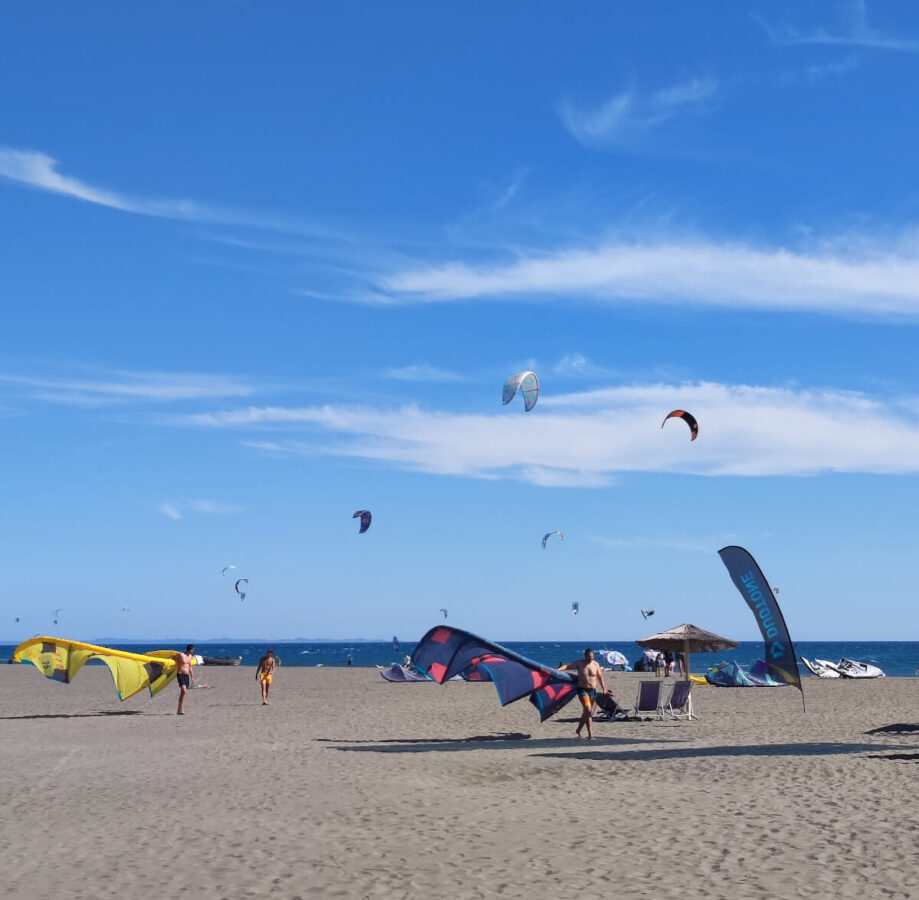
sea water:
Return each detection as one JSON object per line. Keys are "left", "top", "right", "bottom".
{"left": 4, "top": 639, "right": 918, "bottom": 676}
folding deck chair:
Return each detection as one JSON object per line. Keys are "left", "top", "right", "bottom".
{"left": 634, "top": 679, "right": 664, "bottom": 720}
{"left": 664, "top": 679, "right": 698, "bottom": 720}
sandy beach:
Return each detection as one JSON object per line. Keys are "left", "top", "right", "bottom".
{"left": 1, "top": 665, "right": 918, "bottom": 899}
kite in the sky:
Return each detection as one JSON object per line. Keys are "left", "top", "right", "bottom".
{"left": 122, "top": 607, "right": 130, "bottom": 613}
{"left": 14, "top": 617, "right": 20, "bottom": 623}
{"left": 12, "top": 637, "right": 182, "bottom": 701}
{"left": 502, "top": 371, "right": 539, "bottom": 412}
{"left": 542, "top": 530, "right": 563, "bottom": 550}
{"left": 235, "top": 578, "right": 248, "bottom": 600}
{"left": 661, "top": 409, "right": 698, "bottom": 441}
{"left": 411, "top": 626, "right": 578, "bottom": 721}
{"left": 439, "top": 608, "right": 448, "bottom": 619}
{"left": 641, "top": 609, "right": 655, "bottom": 619}
{"left": 353, "top": 510, "right": 372, "bottom": 533}
{"left": 52, "top": 608, "right": 63, "bottom": 625}
{"left": 571, "top": 601, "right": 580, "bottom": 616}
{"left": 221, "top": 565, "right": 237, "bottom": 576}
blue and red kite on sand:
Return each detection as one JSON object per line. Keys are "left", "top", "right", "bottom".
{"left": 411, "top": 625, "right": 579, "bottom": 721}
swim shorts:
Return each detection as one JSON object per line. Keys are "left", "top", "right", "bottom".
{"left": 260, "top": 672, "right": 273, "bottom": 684}
{"left": 577, "top": 687, "right": 597, "bottom": 709}
{"left": 177, "top": 673, "right": 190, "bottom": 688}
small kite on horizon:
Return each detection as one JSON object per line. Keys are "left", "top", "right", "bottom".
{"left": 353, "top": 510, "right": 372, "bottom": 533}
{"left": 542, "top": 530, "right": 563, "bottom": 550}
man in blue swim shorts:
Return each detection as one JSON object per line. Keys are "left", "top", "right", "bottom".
{"left": 558, "top": 648, "right": 607, "bottom": 740}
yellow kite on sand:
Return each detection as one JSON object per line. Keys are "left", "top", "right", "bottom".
{"left": 12, "top": 637, "right": 188, "bottom": 701}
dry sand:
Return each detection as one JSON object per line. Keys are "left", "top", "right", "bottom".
{"left": 2, "top": 665, "right": 919, "bottom": 899}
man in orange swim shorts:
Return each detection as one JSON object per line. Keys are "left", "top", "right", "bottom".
{"left": 256, "top": 649, "right": 277, "bottom": 705}
{"left": 558, "top": 648, "right": 606, "bottom": 739}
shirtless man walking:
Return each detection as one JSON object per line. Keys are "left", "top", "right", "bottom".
{"left": 558, "top": 648, "right": 606, "bottom": 739}
{"left": 174, "top": 644, "right": 195, "bottom": 715}
{"left": 256, "top": 649, "right": 277, "bottom": 705}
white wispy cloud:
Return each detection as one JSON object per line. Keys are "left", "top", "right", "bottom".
{"left": 561, "top": 77, "right": 719, "bottom": 150}
{"left": 755, "top": 1, "right": 919, "bottom": 52}
{"left": 158, "top": 499, "right": 243, "bottom": 520}
{"left": 382, "top": 364, "right": 466, "bottom": 383}
{"left": 553, "top": 353, "right": 620, "bottom": 379}
{"left": 379, "top": 234, "right": 919, "bottom": 318}
{"left": 177, "top": 381, "right": 919, "bottom": 485}
{"left": 0, "top": 367, "right": 256, "bottom": 406}
{"left": 0, "top": 147, "right": 348, "bottom": 238}
{"left": 805, "top": 55, "right": 860, "bottom": 82}
{"left": 158, "top": 502, "right": 183, "bottom": 520}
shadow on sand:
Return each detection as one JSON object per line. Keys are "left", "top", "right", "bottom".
{"left": 865, "top": 723, "right": 919, "bottom": 735}
{"left": 327, "top": 734, "right": 687, "bottom": 753}
{"left": 0, "top": 710, "right": 145, "bottom": 720}
{"left": 531, "top": 741, "right": 909, "bottom": 763}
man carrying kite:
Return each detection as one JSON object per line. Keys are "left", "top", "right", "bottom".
{"left": 558, "top": 648, "right": 606, "bottom": 739}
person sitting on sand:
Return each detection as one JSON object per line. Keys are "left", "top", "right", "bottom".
{"left": 558, "top": 648, "right": 606, "bottom": 739}
{"left": 256, "top": 649, "right": 278, "bottom": 705}
{"left": 174, "top": 644, "right": 195, "bottom": 715}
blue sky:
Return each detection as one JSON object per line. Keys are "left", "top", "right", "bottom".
{"left": 4, "top": 1, "right": 919, "bottom": 642}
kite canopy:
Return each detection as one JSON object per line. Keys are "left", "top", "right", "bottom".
{"left": 502, "top": 371, "right": 539, "bottom": 411}
{"left": 353, "top": 510, "right": 372, "bottom": 533}
{"left": 411, "top": 625, "right": 577, "bottom": 721}
{"left": 235, "top": 578, "right": 248, "bottom": 600}
{"left": 13, "top": 637, "right": 180, "bottom": 701}
{"left": 662, "top": 409, "right": 698, "bottom": 440}
{"left": 541, "top": 530, "right": 563, "bottom": 549}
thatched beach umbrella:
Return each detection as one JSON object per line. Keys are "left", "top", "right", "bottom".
{"left": 636, "top": 623, "right": 737, "bottom": 683}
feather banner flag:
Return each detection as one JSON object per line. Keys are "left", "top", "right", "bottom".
{"left": 717, "top": 546, "right": 804, "bottom": 710}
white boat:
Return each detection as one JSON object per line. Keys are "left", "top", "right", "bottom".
{"left": 801, "top": 657, "right": 842, "bottom": 678}
{"left": 835, "top": 658, "right": 885, "bottom": 679}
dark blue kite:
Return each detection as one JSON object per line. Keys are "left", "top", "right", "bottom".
{"left": 410, "top": 625, "right": 578, "bottom": 722}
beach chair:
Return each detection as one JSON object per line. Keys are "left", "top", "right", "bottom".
{"left": 634, "top": 679, "right": 664, "bottom": 720}
{"left": 664, "top": 679, "right": 697, "bottom": 720}
{"left": 593, "top": 691, "right": 631, "bottom": 721}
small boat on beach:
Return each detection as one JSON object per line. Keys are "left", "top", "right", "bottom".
{"left": 835, "top": 658, "right": 885, "bottom": 678}
{"left": 801, "top": 657, "right": 842, "bottom": 678}
{"left": 801, "top": 656, "right": 884, "bottom": 678}
{"left": 200, "top": 655, "right": 242, "bottom": 666}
